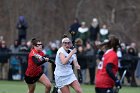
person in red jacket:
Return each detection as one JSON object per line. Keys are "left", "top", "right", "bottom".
{"left": 24, "top": 38, "right": 52, "bottom": 93}
{"left": 95, "top": 36, "right": 121, "bottom": 93}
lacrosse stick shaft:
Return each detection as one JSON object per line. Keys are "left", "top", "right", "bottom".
{"left": 120, "top": 70, "right": 127, "bottom": 84}
{"left": 114, "top": 70, "right": 127, "bottom": 93}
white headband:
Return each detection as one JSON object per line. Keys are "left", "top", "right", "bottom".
{"left": 62, "top": 37, "right": 70, "bottom": 43}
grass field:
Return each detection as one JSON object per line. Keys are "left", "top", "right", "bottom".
{"left": 0, "top": 80, "right": 140, "bottom": 93}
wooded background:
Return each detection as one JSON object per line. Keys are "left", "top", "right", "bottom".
{"left": 0, "top": 0, "right": 140, "bottom": 49}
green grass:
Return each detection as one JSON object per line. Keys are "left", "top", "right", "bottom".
{"left": 0, "top": 80, "right": 140, "bottom": 93}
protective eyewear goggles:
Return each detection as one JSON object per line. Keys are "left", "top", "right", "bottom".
{"left": 35, "top": 43, "right": 43, "bottom": 47}
{"left": 63, "top": 42, "right": 71, "bottom": 45}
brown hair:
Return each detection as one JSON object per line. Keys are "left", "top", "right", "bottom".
{"left": 31, "top": 38, "right": 41, "bottom": 46}
{"left": 98, "top": 35, "right": 120, "bottom": 52}
{"left": 107, "top": 35, "right": 120, "bottom": 51}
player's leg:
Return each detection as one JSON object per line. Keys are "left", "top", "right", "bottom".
{"left": 60, "top": 85, "right": 70, "bottom": 93}
{"left": 39, "top": 74, "right": 51, "bottom": 93}
{"left": 27, "top": 84, "right": 36, "bottom": 93}
{"left": 70, "top": 80, "right": 82, "bottom": 93}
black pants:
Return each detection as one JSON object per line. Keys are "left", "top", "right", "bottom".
{"left": 95, "top": 87, "right": 113, "bottom": 93}
{"left": 89, "top": 67, "right": 95, "bottom": 84}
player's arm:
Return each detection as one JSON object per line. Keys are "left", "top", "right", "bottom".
{"left": 60, "top": 48, "right": 76, "bottom": 65}
{"left": 32, "top": 56, "right": 48, "bottom": 66}
{"left": 72, "top": 54, "right": 80, "bottom": 69}
{"left": 106, "top": 63, "right": 117, "bottom": 81}
{"left": 106, "top": 63, "right": 122, "bottom": 88}
{"left": 73, "top": 59, "right": 80, "bottom": 69}
{"left": 43, "top": 55, "right": 55, "bottom": 64}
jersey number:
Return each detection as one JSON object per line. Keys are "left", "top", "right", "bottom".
{"left": 98, "top": 61, "right": 103, "bottom": 69}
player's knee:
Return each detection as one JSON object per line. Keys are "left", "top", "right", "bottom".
{"left": 28, "top": 88, "right": 35, "bottom": 93}
{"left": 46, "top": 83, "right": 52, "bottom": 90}
{"left": 75, "top": 88, "right": 82, "bottom": 93}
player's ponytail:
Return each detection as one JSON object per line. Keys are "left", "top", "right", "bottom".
{"left": 62, "top": 34, "right": 68, "bottom": 38}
